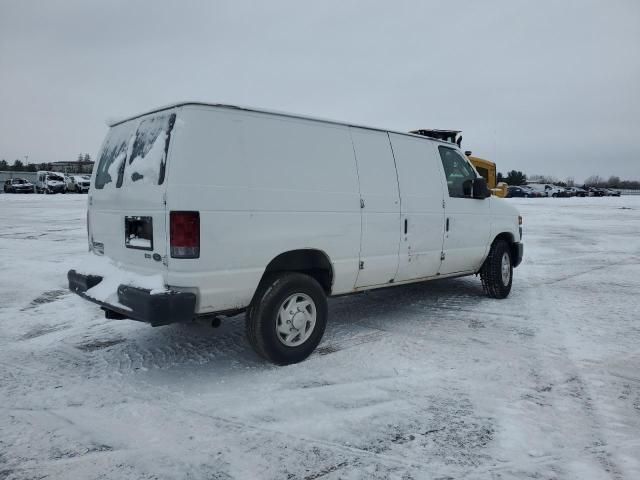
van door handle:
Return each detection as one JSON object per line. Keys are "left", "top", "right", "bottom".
{"left": 404, "top": 218, "right": 408, "bottom": 234}
{"left": 446, "top": 218, "right": 450, "bottom": 232}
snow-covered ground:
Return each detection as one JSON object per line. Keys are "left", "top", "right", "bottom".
{"left": 1, "top": 194, "right": 639, "bottom": 480}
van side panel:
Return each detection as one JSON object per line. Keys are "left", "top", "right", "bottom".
{"left": 166, "top": 106, "right": 361, "bottom": 313}
{"left": 388, "top": 133, "right": 446, "bottom": 282}
{"left": 350, "top": 128, "right": 401, "bottom": 287}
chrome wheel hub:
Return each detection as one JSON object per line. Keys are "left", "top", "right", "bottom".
{"left": 501, "top": 252, "right": 511, "bottom": 286}
{"left": 276, "top": 293, "right": 316, "bottom": 347}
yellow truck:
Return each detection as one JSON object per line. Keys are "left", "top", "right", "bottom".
{"left": 467, "top": 155, "right": 507, "bottom": 198}
{"left": 409, "top": 129, "right": 507, "bottom": 197}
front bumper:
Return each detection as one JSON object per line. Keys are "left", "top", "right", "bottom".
{"left": 68, "top": 269, "right": 196, "bottom": 326}
{"left": 513, "top": 242, "right": 524, "bottom": 268}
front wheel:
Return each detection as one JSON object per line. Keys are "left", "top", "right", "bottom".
{"left": 246, "top": 272, "right": 328, "bottom": 365}
{"left": 480, "top": 240, "right": 513, "bottom": 299}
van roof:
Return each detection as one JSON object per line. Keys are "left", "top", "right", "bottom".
{"left": 108, "top": 101, "right": 451, "bottom": 144}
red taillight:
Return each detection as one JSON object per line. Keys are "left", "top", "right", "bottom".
{"left": 170, "top": 211, "right": 200, "bottom": 258}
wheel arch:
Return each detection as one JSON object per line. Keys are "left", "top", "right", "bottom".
{"left": 256, "top": 249, "right": 334, "bottom": 297}
{"left": 491, "top": 232, "right": 520, "bottom": 267}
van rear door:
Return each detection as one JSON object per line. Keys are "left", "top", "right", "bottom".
{"left": 88, "top": 110, "right": 177, "bottom": 274}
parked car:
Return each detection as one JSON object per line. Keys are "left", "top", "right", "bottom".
{"left": 566, "top": 187, "right": 588, "bottom": 197}
{"left": 3, "top": 178, "right": 35, "bottom": 193}
{"left": 66, "top": 175, "right": 91, "bottom": 193}
{"left": 68, "top": 102, "right": 523, "bottom": 365}
{"left": 585, "top": 186, "right": 606, "bottom": 197}
{"left": 506, "top": 186, "right": 532, "bottom": 198}
{"left": 604, "top": 188, "right": 621, "bottom": 197}
{"left": 527, "top": 183, "right": 565, "bottom": 197}
{"left": 519, "top": 185, "right": 543, "bottom": 198}
{"left": 35, "top": 171, "right": 66, "bottom": 194}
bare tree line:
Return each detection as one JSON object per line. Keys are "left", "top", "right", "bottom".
{"left": 530, "top": 174, "right": 639, "bottom": 189}
{"left": 499, "top": 171, "right": 640, "bottom": 189}
{"left": 0, "top": 155, "right": 92, "bottom": 173}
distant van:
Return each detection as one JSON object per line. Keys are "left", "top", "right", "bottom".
{"left": 68, "top": 102, "right": 523, "bottom": 364}
{"left": 36, "top": 171, "right": 66, "bottom": 194}
{"left": 65, "top": 174, "right": 91, "bottom": 193}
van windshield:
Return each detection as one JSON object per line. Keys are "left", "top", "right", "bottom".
{"left": 94, "top": 112, "right": 176, "bottom": 189}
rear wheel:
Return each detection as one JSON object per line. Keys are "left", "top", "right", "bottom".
{"left": 480, "top": 240, "right": 513, "bottom": 299}
{"left": 246, "top": 272, "right": 327, "bottom": 365}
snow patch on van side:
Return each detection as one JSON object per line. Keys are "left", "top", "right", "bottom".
{"left": 105, "top": 151, "right": 126, "bottom": 189}
{"left": 74, "top": 254, "right": 167, "bottom": 306}
{"left": 96, "top": 111, "right": 174, "bottom": 190}
{"left": 124, "top": 131, "right": 167, "bottom": 186}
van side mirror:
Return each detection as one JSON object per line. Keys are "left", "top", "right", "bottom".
{"left": 472, "top": 177, "right": 491, "bottom": 199}
{"left": 462, "top": 179, "right": 473, "bottom": 196}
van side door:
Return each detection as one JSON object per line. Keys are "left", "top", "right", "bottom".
{"left": 351, "top": 128, "right": 401, "bottom": 287}
{"left": 436, "top": 145, "right": 492, "bottom": 275}
{"left": 389, "top": 133, "right": 446, "bottom": 282}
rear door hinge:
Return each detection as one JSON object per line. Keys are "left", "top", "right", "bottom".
{"left": 360, "top": 198, "right": 365, "bottom": 209}
{"left": 442, "top": 199, "right": 446, "bottom": 209}
{"left": 440, "top": 252, "right": 446, "bottom": 261}
{"left": 359, "top": 261, "right": 364, "bottom": 270}
{"left": 162, "top": 192, "right": 167, "bottom": 206}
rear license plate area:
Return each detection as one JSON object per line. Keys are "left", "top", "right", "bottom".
{"left": 125, "top": 216, "right": 153, "bottom": 250}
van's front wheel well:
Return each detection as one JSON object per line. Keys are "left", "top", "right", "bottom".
{"left": 490, "top": 232, "right": 520, "bottom": 267}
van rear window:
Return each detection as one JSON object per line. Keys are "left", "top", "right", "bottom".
{"left": 94, "top": 112, "right": 176, "bottom": 189}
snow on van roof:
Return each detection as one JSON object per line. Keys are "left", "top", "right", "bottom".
{"left": 107, "top": 101, "right": 452, "bottom": 144}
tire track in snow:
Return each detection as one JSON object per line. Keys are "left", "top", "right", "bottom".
{"left": 514, "top": 281, "right": 627, "bottom": 480}
{"left": 532, "top": 256, "right": 640, "bottom": 287}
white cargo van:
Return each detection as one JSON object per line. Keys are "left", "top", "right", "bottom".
{"left": 69, "top": 102, "right": 523, "bottom": 364}
{"left": 65, "top": 174, "right": 91, "bottom": 193}
{"left": 36, "top": 171, "right": 66, "bottom": 194}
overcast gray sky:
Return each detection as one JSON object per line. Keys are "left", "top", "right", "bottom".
{"left": 1, "top": 0, "right": 639, "bottom": 181}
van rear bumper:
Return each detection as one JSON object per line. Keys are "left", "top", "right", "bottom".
{"left": 67, "top": 269, "right": 196, "bottom": 326}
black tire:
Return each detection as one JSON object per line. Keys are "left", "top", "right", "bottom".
{"left": 246, "top": 272, "right": 328, "bottom": 365}
{"left": 480, "top": 240, "right": 513, "bottom": 299}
